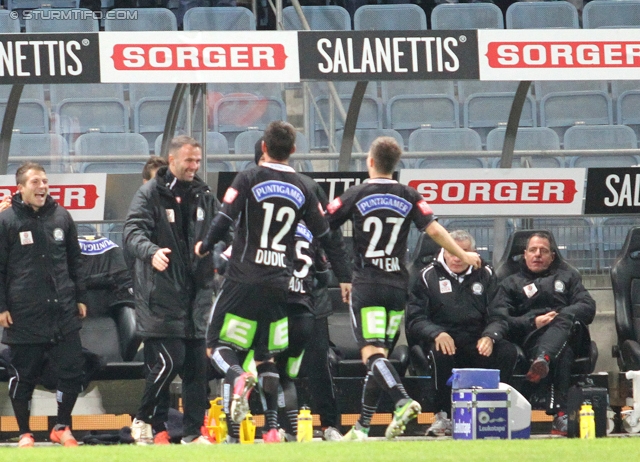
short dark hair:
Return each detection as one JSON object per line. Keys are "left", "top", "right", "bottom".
{"left": 168, "top": 135, "right": 201, "bottom": 157}
{"left": 263, "top": 121, "right": 296, "bottom": 161}
{"left": 16, "top": 161, "right": 45, "bottom": 186}
{"left": 142, "top": 156, "right": 168, "bottom": 181}
{"left": 369, "top": 136, "right": 402, "bottom": 174}
{"left": 254, "top": 137, "right": 264, "bottom": 165}
{"left": 526, "top": 231, "right": 554, "bottom": 250}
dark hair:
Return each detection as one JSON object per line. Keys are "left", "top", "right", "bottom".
{"left": 16, "top": 161, "right": 45, "bottom": 186}
{"left": 255, "top": 137, "right": 264, "bottom": 165}
{"left": 263, "top": 121, "right": 296, "bottom": 161}
{"left": 142, "top": 156, "right": 168, "bottom": 181}
{"left": 369, "top": 136, "right": 402, "bottom": 174}
{"left": 168, "top": 135, "right": 201, "bottom": 157}
{"left": 526, "top": 231, "right": 554, "bottom": 250}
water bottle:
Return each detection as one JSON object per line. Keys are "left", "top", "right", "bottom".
{"left": 579, "top": 403, "right": 596, "bottom": 439}
{"left": 297, "top": 406, "right": 313, "bottom": 442}
{"left": 240, "top": 412, "right": 256, "bottom": 444}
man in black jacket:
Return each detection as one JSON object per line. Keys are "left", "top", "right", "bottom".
{"left": 490, "top": 231, "right": 596, "bottom": 436}
{"left": 124, "top": 135, "right": 226, "bottom": 445}
{"left": 406, "top": 230, "right": 518, "bottom": 437}
{"left": 0, "top": 162, "right": 87, "bottom": 448}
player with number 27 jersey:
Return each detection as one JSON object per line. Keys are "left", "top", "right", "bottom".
{"left": 326, "top": 178, "right": 435, "bottom": 290}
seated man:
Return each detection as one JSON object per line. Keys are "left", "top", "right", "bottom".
{"left": 490, "top": 231, "right": 596, "bottom": 436}
{"left": 406, "top": 230, "right": 518, "bottom": 437}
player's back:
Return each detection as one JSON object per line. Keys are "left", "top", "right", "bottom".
{"left": 224, "top": 163, "right": 328, "bottom": 289}
{"left": 326, "top": 179, "right": 434, "bottom": 289}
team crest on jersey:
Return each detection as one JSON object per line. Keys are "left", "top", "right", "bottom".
{"left": 472, "top": 282, "right": 484, "bottom": 295}
{"left": 223, "top": 187, "right": 238, "bottom": 204}
{"left": 417, "top": 200, "right": 433, "bottom": 215}
{"left": 53, "top": 228, "right": 64, "bottom": 241}
{"left": 197, "top": 207, "right": 205, "bottom": 221}
{"left": 356, "top": 194, "right": 411, "bottom": 217}
{"left": 295, "top": 223, "right": 313, "bottom": 243}
{"left": 326, "top": 197, "right": 342, "bottom": 214}
{"left": 252, "top": 181, "right": 305, "bottom": 209}
{"left": 554, "top": 280, "right": 565, "bottom": 293}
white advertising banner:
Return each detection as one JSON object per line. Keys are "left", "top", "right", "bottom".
{"left": 478, "top": 29, "right": 640, "bottom": 81}
{"left": 0, "top": 173, "right": 106, "bottom": 221}
{"left": 99, "top": 31, "right": 300, "bottom": 83}
{"left": 399, "top": 168, "right": 586, "bottom": 216}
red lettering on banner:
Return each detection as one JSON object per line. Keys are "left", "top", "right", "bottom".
{"left": 486, "top": 41, "right": 640, "bottom": 68}
{"left": 111, "top": 44, "right": 288, "bottom": 71}
{"left": 0, "top": 185, "right": 98, "bottom": 210}
{"left": 408, "top": 179, "right": 577, "bottom": 204}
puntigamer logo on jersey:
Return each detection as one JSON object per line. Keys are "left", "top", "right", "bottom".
{"left": 252, "top": 180, "right": 305, "bottom": 209}
{"left": 356, "top": 194, "right": 412, "bottom": 217}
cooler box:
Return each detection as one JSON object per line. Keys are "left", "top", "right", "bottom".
{"left": 449, "top": 368, "right": 500, "bottom": 390}
{"left": 452, "top": 383, "right": 531, "bottom": 440}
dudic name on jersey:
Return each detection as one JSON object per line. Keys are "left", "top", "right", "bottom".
{"left": 255, "top": 249, "right": 286, "bottom": 268}
{"left": 356, "top": 194, "right": 412, "bottom": 217}
{"left": 252, "top": 180, "right": 305, "bottom": 209}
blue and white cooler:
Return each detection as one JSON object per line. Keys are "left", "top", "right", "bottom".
{"left": 451, "top": 370, "right": 531, "bottom": 440}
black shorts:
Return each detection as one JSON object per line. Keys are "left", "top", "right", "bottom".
{"left": 350, "top": 283, "right": 406, "bottom": 350}
{"left": 207, "top": 280, "right": 288, "bottom": 361}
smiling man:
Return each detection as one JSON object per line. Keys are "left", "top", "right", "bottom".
{"left": 124, "top": 136, "right": 228, "bottom": 445}
{"left": 489, "top": 231, "right": 596, "bottom": 436}
{"left": 0, "top": 162, "right": 87, "bottom": 448}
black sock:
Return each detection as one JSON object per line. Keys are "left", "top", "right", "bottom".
{"left": 257, "top": 362, "right": 280, "bottom": 430}
{"left": 11, "top": 399, "right": 31, "bottom": 434}
{"left": 279, "top": 379, "right": 298, "bottom": 436}
{"left": 358, "top": 372, "right": 381, "bottom": 429}
{"left": 368, "top": 355, "right": 410, "bottom": 407}
{"left": 56, "top": 391, "right": 78, "bottom": 428}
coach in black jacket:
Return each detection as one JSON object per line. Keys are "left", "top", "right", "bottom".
{"left": 489, "top": 231, "right": 596, "bottom": 435}
{"left": 124, "top": 135, "right": 226, "bottom": 445}
{"left": 0, "top": 162, "right": 87, "bottom": 446}
{"left": 406, "top": 230, "right": 518, "bottom": 436}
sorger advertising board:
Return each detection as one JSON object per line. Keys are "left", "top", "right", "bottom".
{"left": 399, "top": 168, "right": 586, "bottom": 216}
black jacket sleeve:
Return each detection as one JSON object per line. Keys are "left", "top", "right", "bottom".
{"left": 481, "top": 267, "right": 508, "bottom": 340}
{"left": 558, "top": 274, "right": 596, "bottom": 326}
{"left": 65, "top": 212, "right": 87, "bottom": 306}
{"left": 123, "top": 185, "right": 162, "bottom": 263}
{"left": 405, "top": 268, "right": 447, "bottom": 344}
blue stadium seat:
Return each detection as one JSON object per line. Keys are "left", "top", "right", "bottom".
{"left": 565, "top": 125, "right": 640, "bottom": 168}
{"left": 130, "top": 84, "right": 177, "bottom": 152}
{"left": 183, "top": 6, "right": 255, "bottom": 30}
{"left": 540, "top": 91, "right": 613, "bottom": 140}
{"left": 381, "top": 80, "right": 455, "bottom": 103}
{"left": 25, "top": 8, "right": 98, "bottom": 32}
{"left": 506, "top": 1, "right": 579, "bottom": 29}
{"left": 0, "top": 99, "right": 49, "bottom": 134}
{"left": 463, "top": 92, "right": 536, "bottom": 145}
{"left": 0, "top": 10, "right": 21, "bottom": 32}
{"left": 7, "top": 134, "right": 69, "bottom": 174}
{"left": 7, "top": 0, "right": 78, "bottom": 9}
{"left": 440, "top": 218, "right": 509, "bottom": 262}
{"left": 105, "top": 8, "right": 177, "bottom": 31}
{"left": 56, "top": 98, "right": 128, "bottom": 138}
{"left": 50, "top": 84, "right": 125, "bottom": 106}
{"left": 0, "top": 84, "right": 45, "bottom": 101}
{"left": 204, "top": 131, "right": 233, "bottom": 172}
{"left": 335, "top": 128, "right": 404, "bottom": 170}
{"left": 617, "top": 90, "right": 640, "bottom": 139}
{"left": 431, "top": 3, "right": 504, "bottom": 30}
{"left": 534, "top": 81, "right": 608, "bottom": 99}
{"left": 457, "top": 81, "right": 523, "bottom": 102}
{"left": 354, "top": 4, "right": 427, "bottom": 31}
{"left": 409, "top": 128, "right": 485, "bottom": 170}
{"left": 75, "top": 132, "right": 149, "bottom": 173}
{"left": 283, "top": 5, "right": 351, "bottom": 30}
{"left": 234, "top": 129, "right": 312, "bottom": 172}
{"left": 611, "top": 81, "right": 640, "bottom": 101}
{"left": 598, "top": 217, "right": 640, "bottom": 268}
{"left": 486, "top": 127, "right": 563, "bottom": 168}
{"left": 386, "top": 95, "right": 459, "bottom": 148}
{"left": 583, "top": 0, "right": 640, "bottom": 28}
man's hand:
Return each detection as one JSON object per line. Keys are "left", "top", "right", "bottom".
{"left": 0, "top": 311, "right": 12, "bottom": 328}
{"left": 194, "top": 241, "right": 209, "bottom": 258}
{"left": 340, "top": 283, "right": 352, "bottom": 303}
{"left": 535, "top": 311, "right": 557, "bottom": 329}
{"left": 462, "top": 251, "right": 482, "bottom": 270}
{"left": 77, "top": 303, "right": 87, "bottom": 319}
{"left": 435, "top": 332, "right": 456, "bottom": 355}
{"left": 152, "top": 248, "right": 171, "bottom": 271}
{"left": 206, "top": 348, "right": 213, "bottom": 359}
{"left": 0, "top": 196, "right": 11, "bottom": 213}
{"left": 477, "top": 336, "right": 494, "bottom": 357}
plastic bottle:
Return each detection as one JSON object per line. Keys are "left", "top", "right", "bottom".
{"left": 240, "top": 413, "right": 256, "bottom": 444}
{"left": 297, "top": 406, "right": 313, "bottom": 442}
{"left": 580, "top": 403, "right": 596, "bottom": 439}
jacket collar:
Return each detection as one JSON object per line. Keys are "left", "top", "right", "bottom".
{"left": 436, "top": 248, "right": 473, "bottom": 283}
{"left": 154, "top": 166, "right": 210, "bottom": 196}
{"left": 12, "top": 192, "right": 56, "bottom": 217}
